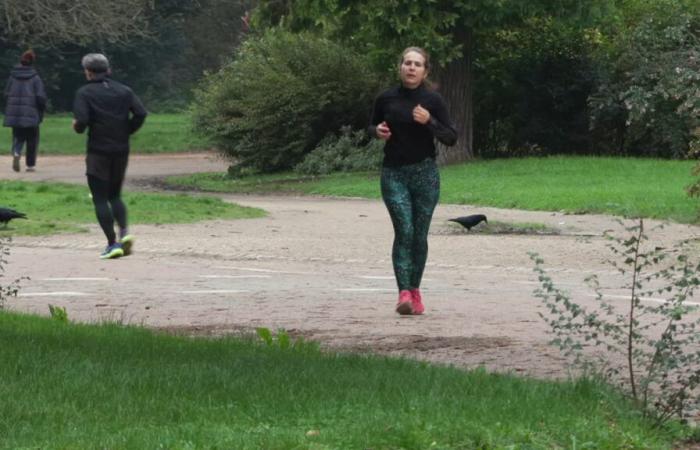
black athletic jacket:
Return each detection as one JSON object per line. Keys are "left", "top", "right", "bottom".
{"left": 368, "top": 83, "right": 457, "bottom": 167}
{"left": 73, "top": 74, "right": 147, "bottom": 155}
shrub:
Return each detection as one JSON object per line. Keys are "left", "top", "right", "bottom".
{"left": 191, "top": 29, "right": 383, "bottom": 173}
{"left": 294, "top": 126, "right": 383, "bottom": 175}
{"left": 0, "top": 237, "right": 23, "bottom": 309}
{"left": 530, "top": 220, "right": 700, "bottom": 425}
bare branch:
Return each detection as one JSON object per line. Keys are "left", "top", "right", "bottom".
{"left": 0, "top": 0, "right": 153, "bottom": 47}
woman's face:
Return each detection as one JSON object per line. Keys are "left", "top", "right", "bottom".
{"left": 400, "top": 51, "right": 428, "bottom": 89}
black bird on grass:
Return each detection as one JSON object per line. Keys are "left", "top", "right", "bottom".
{"left": 448, "top": 214, "right": 487, "bottom": 231}
{"left": 0, "top": 207, "right": 27, "bottom": 227}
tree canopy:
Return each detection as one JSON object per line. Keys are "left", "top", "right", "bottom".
{"left": 0, "top": 0, "right": 252, "bottom": 111}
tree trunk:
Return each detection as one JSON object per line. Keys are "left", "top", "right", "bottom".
{"left": 436, "top": 29, "right": 473, "bottom": 166}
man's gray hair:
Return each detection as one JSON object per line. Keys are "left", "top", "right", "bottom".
{"left": 81, "top": 53, "right": 110, "bottom": 73}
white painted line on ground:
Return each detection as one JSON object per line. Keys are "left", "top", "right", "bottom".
{"left": 335, "top": 288, "right": 395, "bottom": 292}
{"left": 212, "top": 266, "right": 312, "bottom": 275}
{"left": 594, "top": 294, "right": 700, "bottom": 307}
{"left": 198, "top": 275, "right": 271, "bottom": 279}
{"left": 358, "top": 275, "right": 434, "bottom": 282}
{"left": 212, "top": 266, "right": 279, "bottom": 273}
{"left": 516, "top": 280, "right": 584, "bottom": 286}
{"left": 181, "top": 290, "right": 250, "bottom": 294}
{"left": 19, "top": 291, "right": 90, "bottom": 297}
{"left": 41, "top": 277, "right": 111, "bottom": 281}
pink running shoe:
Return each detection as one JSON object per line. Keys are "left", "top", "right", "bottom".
{"left": 395, "top": 290, "right": 413, "bottom": 315}
{"left": 410, "top": 288, "right": 424, "bottom": 315}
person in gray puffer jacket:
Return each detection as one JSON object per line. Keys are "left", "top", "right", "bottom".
{"left": 3, "top": 50, "right": 47, "bottom": 172}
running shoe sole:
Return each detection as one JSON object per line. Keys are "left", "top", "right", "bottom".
{"left": 120, "top": 235, "right": 134, "bottom": 256}
{"left": 396, "top": 301, "right": 413, "bottom": 315}
{"left": 100, "top": 248, "right": 124, "bottom": 259}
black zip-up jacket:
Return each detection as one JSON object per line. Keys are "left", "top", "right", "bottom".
{"left": 73, "top": 74, "right": 147, "bottom": 155}
{"left": 368, "top": 83, "right": 457, "bottom": 167}
{"left": 3, "top": 65, "right": 47, "bottom": 128}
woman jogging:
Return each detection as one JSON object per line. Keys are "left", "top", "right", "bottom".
{"left": 368, "top": 47, "right": 457, "bottom": 315}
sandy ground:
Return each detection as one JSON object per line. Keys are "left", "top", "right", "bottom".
{"left": 2, "top": 153, "right": 700, "bottom": 406}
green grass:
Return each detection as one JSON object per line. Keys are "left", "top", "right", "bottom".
{"left": 0, "top": 114, "right": 211, "bottom": 154}
{"left": 168, "top": 156, "right": 700, "bottom": 223}
{"left": 0, "top": 311, "right": 692, "bottom": 449}
{"left": 0, "top": 180, "right": 264, "bottom": 236}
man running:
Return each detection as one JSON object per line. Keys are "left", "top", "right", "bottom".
{"left": 72, "top": 53, "right": 147, "bottom": 259}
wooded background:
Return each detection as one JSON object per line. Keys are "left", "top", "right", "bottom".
{"left": 1, "top": 0, "right": 698, "bottom": 170}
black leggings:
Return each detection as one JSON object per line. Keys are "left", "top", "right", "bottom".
{"left": 87, "top": 175, "right": 127, "bottom": 245}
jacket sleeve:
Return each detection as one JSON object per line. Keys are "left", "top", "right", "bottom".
{"left": 34, "top": 76, "right": 47, "bottom": 120}
{"left": 427, "top": 94, "right": 458, "bottom": 146}
{"left": 128, "top": 90, "right": 147, "bottom": 134}
{"left": 72, "top": 90, "right": 89, "bottom": 134}
{"left": 367, "top": 94, "right": 383, "bottom": 139}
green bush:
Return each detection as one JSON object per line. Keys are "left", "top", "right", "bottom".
{"left": 589, "top": 2, "right": 700, "bottom": 158}
{"left": 191, "top": 29, "right": 383, "bottom": 172}
{"left": 531, "top": 220, "right": 700, "bottom": 425}
{"left": 294, "top": 126, "right": 383, "bottom": 175}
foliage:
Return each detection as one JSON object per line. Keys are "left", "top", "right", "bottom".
{"left": 294, "top": 126, "right": 383, "bottom": 175}
{"left": 0, "top": 238, "right": 24, "bottom": 309}
{"left": 0, "top": 0, "right": 252, "bottom": 112}
{"left": 474, "top": 16, "right": 602, "bottom": 156}
{"left": 589, "top": 0, "right": 700, "bottom": 158}
{"left": 253, "top": 0, "right": 613, "bottom": 70}
{"left": 48, "top": 305, "right": 69, "bottom": 323}
{"left": 252, "top": 0, "right": 623, "bottom": 161}
{"left": 530, "top": 219, "right": 700, "bottom": 424}
{"left": 688, "top": 140, "right": 700, "bottom": 200}
{"left": 192, "top": 29, "right": 382, "bottom": 172}
{"left": 255, "top": 327, "right": 319, "bottom": 353}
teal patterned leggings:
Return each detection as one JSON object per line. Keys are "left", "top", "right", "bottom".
{"left": 381, "top": 158, "right": 440, "bottom": 291}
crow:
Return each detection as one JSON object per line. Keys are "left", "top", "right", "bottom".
{"left": 448, "top": 214, "right": 487, "bottom": 231}
{"left": 0, "top": 207, "right": 27, "bottom": 227}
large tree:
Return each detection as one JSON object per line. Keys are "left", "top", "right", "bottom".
{"left": 252, "top": 0, "right": 615, "bottom": 164}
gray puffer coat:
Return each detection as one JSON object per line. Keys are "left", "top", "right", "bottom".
{"left": 3, "top": 65, "right": 47, "bottom": 128}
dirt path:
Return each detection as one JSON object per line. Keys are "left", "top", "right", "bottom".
{"left": 2, "top": 153, "right": 700, "bottom": 386}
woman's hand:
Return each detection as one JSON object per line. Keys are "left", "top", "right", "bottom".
{"left": 376, "top": 121, "right": 392, "bottom": 140}
{"left": 413, "top": 104, "right": 431, "bottom": 125}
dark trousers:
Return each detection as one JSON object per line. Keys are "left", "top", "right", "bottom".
{"left": 11, "top": 127, "right": 39, "bottom": 167}
{"left": 87, "top": 174, "right": 128, "bottom": 246}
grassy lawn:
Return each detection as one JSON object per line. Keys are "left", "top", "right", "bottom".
{"left": 0, "top": 114, "right": 211, "bottom": 154}
{"left": 0, "top": 311, "right": 692, "bottom": 449}
{"left": 0, "top": 180, "right": 264, "bottom": 236}
{"left": 168, "top": 156, "right": 700, "bottom": 223}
